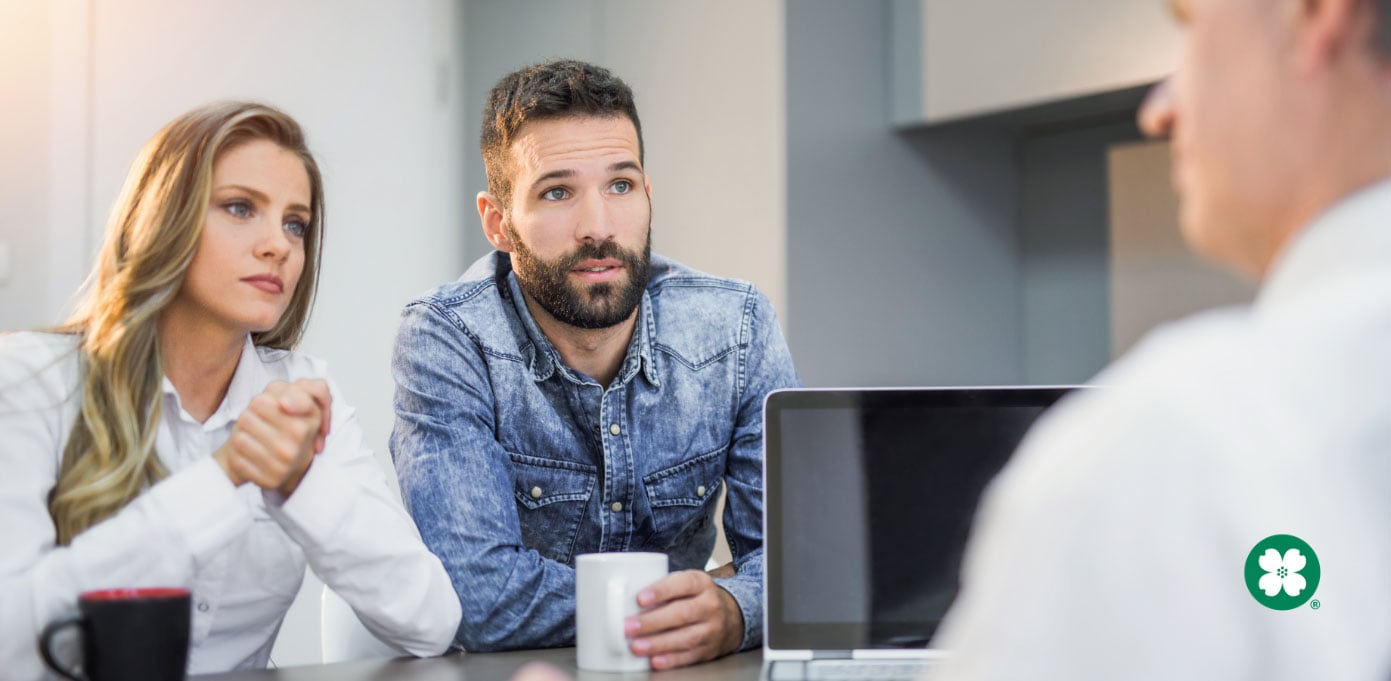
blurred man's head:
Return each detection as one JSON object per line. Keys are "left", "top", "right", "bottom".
{"left": 1139, "top": 0, "right": 1391, "bottom": 279}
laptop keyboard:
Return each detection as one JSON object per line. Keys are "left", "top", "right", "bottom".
{"left": 804, "top": 660, "right": 935, "bottom": 681}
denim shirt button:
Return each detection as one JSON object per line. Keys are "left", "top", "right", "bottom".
{"left": 697, "top": 485, "right": 707, "bottom": 497}
{"left": 610, "top": 501, "right": 623, "bottom": 512}
{"left": 530, "top": 486, "right": 543, "bottom": 499}
{"left": 609, "top": 423, "right": 621, "bottom": 436}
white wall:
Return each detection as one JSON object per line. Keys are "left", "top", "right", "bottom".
{"left": 601, "top": 1, "right": 787, "bottom": 323}
{"left": 0, "top": 0, "right": 52, "bottom": 327}
{"left": 4, "top": 0, "right": 467, "bottom": 667}
{"left": 906, "top": 0, "right": 1180, "bottom": 123}
{"left": 0, "top": 0, "right": 90, "bottom": 329}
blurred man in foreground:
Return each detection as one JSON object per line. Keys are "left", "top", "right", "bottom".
{"left": 933, "top": 0, "right": 1391, "bottom": 678}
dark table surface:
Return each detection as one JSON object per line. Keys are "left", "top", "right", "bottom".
{"left": 192, "top": 648, "right": 764, "bottom": 681}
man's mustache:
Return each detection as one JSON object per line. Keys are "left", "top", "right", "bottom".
{"left": 561, "top": 241, "right": 640, "bottom": 269}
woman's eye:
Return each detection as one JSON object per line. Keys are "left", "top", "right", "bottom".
{"left": 542, "top": 187, "right": 569, "bottom": 201}
{"left": 225, "top": 201, "right": 252, "bottom": 218}
{"left": 612, "top": 180, "right": 632, "bottom": 194}
{"left": 284, "top": 218, "right": 309, "bottom": 239}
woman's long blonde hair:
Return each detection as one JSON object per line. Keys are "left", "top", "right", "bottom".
{"left": 49, "top": 101, "right": 325, "bottom": 545}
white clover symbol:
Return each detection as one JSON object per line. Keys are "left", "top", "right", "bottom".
{"left": 1258, "top": 548, "right": 1308, "bottom": 597}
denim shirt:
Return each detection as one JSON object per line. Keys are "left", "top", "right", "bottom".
{"left": 390, "top": 251, "right": 799, "bottom": 653}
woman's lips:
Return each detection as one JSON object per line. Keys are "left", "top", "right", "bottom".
{"left": 242, "top": 274, "right": 284, "bottom": 294}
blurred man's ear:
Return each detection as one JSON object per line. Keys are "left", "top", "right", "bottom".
{"left": 1295, "top": 0, "right": 1367, "bottom": 72}
{"left": 478, "top": 192, "right": 513, "bottom": 253}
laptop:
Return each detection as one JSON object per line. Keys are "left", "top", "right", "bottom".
{"left": 761, "top": 386, "right": 1079, "bottom": 681}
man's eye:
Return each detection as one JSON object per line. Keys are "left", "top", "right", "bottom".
{"left": 543, "top": 187, "right": 569, "bottom": 201}
{"left": 612, "top": 180, "right": 632, "bottom": 194}
{"left": 225, "top": 201, "right": 253, "bottom": 218}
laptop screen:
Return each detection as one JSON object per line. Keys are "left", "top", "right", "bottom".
{"left": 763, "top": 387, "right": 1076, "bottom": 651}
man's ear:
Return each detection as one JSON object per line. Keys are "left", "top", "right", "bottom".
{"left": 478, "top": 191, "right": 513, "bottom": 253}
{"left": 644, "top": 174, "right": 653, "bottom": 198}
{"left": 1294, "top": 0, "right": 1366, "bottom": 73}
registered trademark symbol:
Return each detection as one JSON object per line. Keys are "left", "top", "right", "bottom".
{"left": 1310, "top": 600, "right": 1321, "bottom": 610}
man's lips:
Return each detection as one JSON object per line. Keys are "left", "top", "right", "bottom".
{"left": 242, "top": 273, "right": 284, "bottom": 294}
{"left": 571, "top": 259, "right": 624, "bottom": 283}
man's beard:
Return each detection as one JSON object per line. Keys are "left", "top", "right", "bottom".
{"left": 507, "top": 225, "right": 652, "bottom": 330}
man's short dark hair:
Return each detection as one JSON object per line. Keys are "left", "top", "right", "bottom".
{"left": 481, "top": 59, "right": 644, "bottom": 207}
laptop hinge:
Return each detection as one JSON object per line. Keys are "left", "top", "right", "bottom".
{"left": 810, "top": 651, "right": 854, "bottom": 660}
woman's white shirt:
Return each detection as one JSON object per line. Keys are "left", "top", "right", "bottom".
{"left": 0, "top": 332, "right": 461, "bottom": 680}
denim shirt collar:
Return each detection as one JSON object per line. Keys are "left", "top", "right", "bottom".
{"left": 504, "top": 272, "right": 661, "bottom": 389}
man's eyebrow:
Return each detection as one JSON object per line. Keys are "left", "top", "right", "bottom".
{"left": 609, "top": 161, "right": 642, "bottom": 174}
{"left": 528, "top": 169, "right": 575, "bottom": 194}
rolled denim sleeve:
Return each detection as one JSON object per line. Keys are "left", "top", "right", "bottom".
{"left": 718, "top": 291, "right": 800, "bottom": 651}
{"left": 390, "top": 301, "right": 577, "bottom": 651}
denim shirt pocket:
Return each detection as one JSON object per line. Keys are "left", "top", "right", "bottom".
{"left": 642, "top": 445, "right": 725, "bottom": 540}
{"left": 510, "top": 453, "right": 597, "bottom": 564}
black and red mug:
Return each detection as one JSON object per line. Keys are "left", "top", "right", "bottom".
{"left": 40, "top": 587, "right": 192, "bottom": 681}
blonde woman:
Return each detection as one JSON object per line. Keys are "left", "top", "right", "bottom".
{"left": 0, "top": 102, "right": 461, "bottom": 678}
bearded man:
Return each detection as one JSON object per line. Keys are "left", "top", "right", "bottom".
{"left": 390, "top": 59, "right": 798, "bottom": 670}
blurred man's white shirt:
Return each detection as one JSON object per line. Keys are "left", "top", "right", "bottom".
{"left": 931, "top": 178, "right": 1391, "bottom": 681}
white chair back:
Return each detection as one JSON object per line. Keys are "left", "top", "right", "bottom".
{"left": 319, "top": 585, "right": 400, "bottom": 663}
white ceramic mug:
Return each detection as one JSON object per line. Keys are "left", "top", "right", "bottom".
{"left": 575, "top": 552, "right": 668, "bottom": 672}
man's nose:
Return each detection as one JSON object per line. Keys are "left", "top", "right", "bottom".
{"left": 574, "top": 191, "right": 614, "bottom": 243}
{"left": 1138, "top": 78, "right": 1175, "bottom": 140}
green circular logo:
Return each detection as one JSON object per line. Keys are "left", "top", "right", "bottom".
{"left": 1244, "top": 534, "right": 1320, "bottom": 610}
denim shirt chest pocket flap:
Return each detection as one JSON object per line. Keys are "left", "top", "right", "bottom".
{"left": 509, "top": 452, "right": 598, "bottom": 563}
{"left": 642, "top": 445, "right": 725, "bottom": 535}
